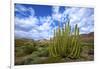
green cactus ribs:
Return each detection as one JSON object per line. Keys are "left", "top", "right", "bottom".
{"left": 49, "top": 19, "right": 81, "bottom": 59}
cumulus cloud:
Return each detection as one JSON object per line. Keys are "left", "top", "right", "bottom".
{"left": 15, "top": 16, "right": 52, "bottom": 40}
{"left": 15, "top": 4, "right": 27, "bottom": 12}
{"left": 51, "top": 6, "right": 94, "bottom": 34}
{"left": 52, "top": 6, "right": 60, "bottom": 13}
{"left": 15, "top": 4, "right": 94, "bottom": 40}
{"left": 15, "top": 5, "right": 53, "bottom": 40}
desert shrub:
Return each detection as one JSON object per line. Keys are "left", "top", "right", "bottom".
{"left": 31, "top": 46, "right": 49, "bottom": 57}
{"left": 15, "top": 39, "right": 38, "bottom": 57}
{"left": 38, "top": 47, "right": 49, "bottom": 57}
{"left": 15, "top": 45, "right": 36, "bottom": 57}
{"left": 15, "top": 39, "right": 37, "bottom": 47}
{"left": 23, "top": 45, "right": 35, "bottom": 54}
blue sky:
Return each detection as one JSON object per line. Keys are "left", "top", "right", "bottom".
{"left": 15, "top": 3, "right": 94, "bottom": 40}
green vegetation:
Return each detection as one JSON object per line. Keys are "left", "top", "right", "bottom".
{"left": 49, "top": 20, "right": 81, "bottom": 59}
{"left": 15, "top": 20, "right": 94, "bottom": 65}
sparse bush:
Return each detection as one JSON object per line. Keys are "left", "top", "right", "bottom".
{"left": 15, "top": 45, "right": 35, "bottom": 57}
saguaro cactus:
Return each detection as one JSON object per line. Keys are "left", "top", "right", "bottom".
{"left": 49, "top": 19, "right": 81, "bottom": 59}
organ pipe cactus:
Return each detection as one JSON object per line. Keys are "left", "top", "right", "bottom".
{"left": 49, "top": 19, "right": 81, "bottom": 59}
{"left": 68, "top": 24, "right": 81, "bottom": 58}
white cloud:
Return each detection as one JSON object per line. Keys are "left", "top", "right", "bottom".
{"left": 15, "top": 30, "right": 29, "bottom": 38}
{"left": 39, "top": 22, "right": 50, "bottom": 31}
{"left": 15, "top": 5, "right": 94, "bottom": 40}
{"left": 15, "top": 9, "right": 53, "bottom": 40}
{"left": 15, "top": 16, "right": 38, "bottom": 28}
{"left": 52, "top": 6, "right": 64, "bottom": 22}
{"left": 15, "top": 4, "right": 27, "bottom": 12}
{"left": 51, "top": 6, "right": 94, "bottom": 34}
{"left": 52, "top": 6, "right": 60, "bottom": 13}
{"left": 28, "top": 8, "right": 35, "bottom": 16}
{"left": 15, "top": 18, "right": 51, "bottom": 40}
